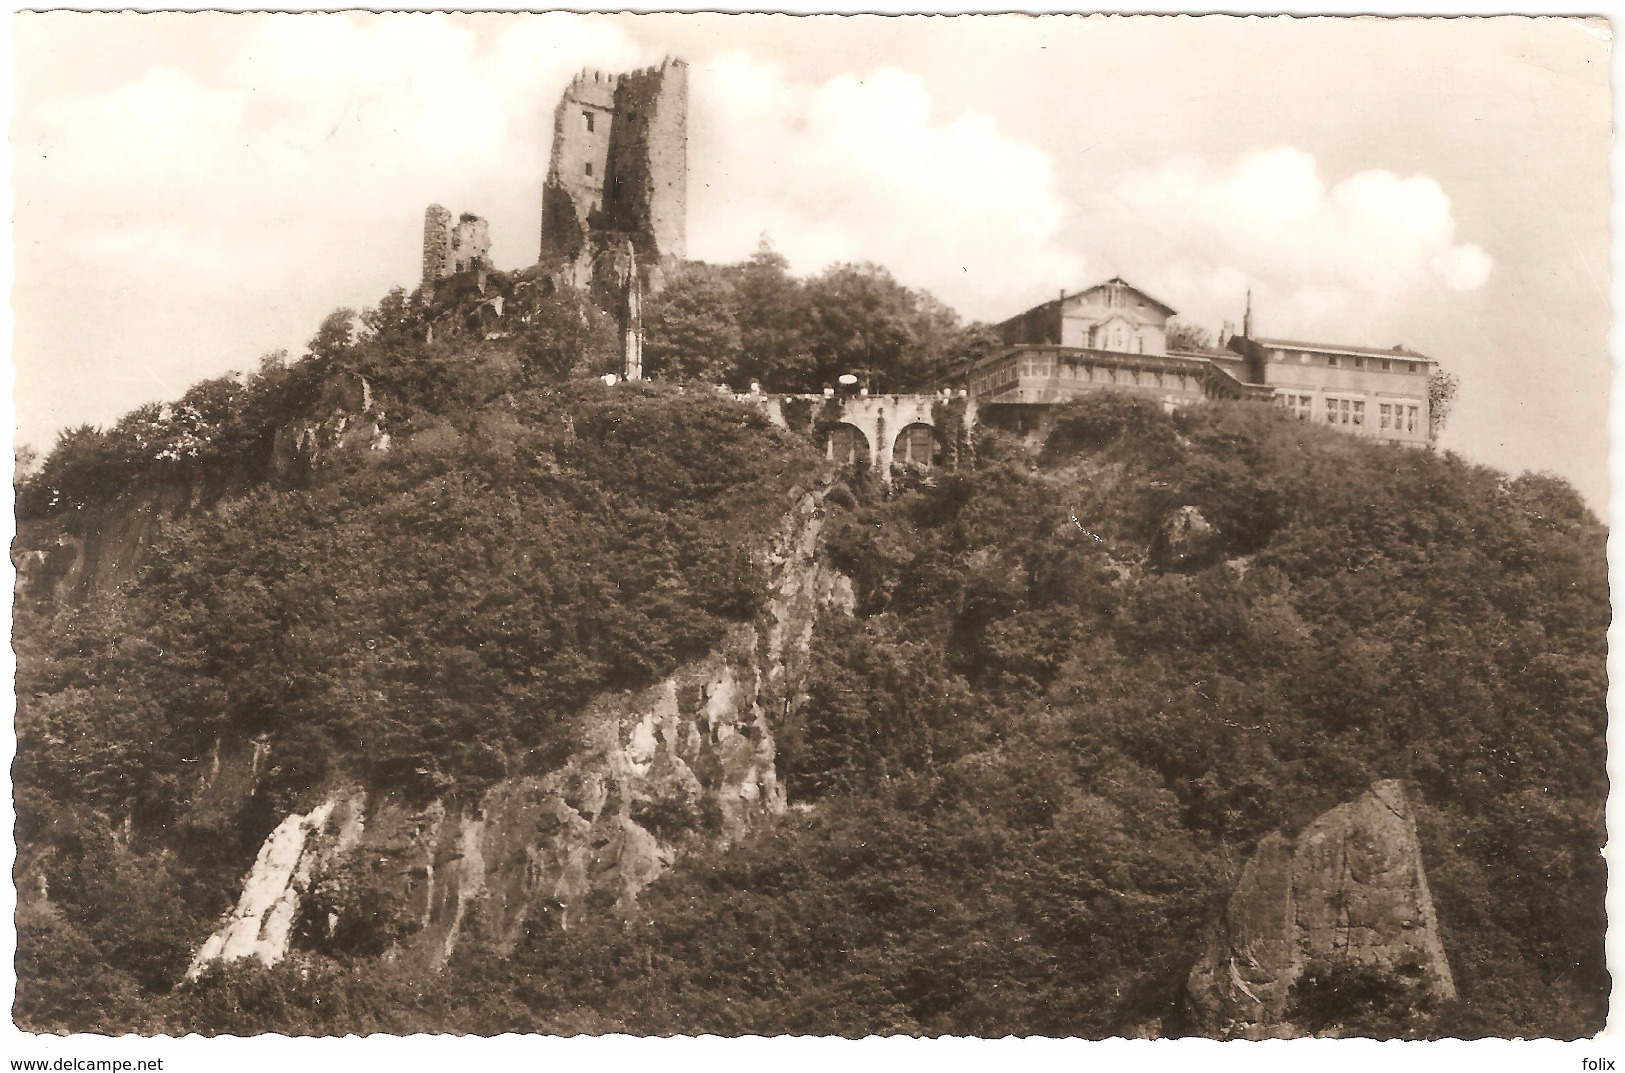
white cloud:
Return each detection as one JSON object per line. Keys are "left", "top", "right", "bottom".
{"left": 11, "top": 15, "right": 654, "bottom": 449}
{"left": 1102, "top": 147, "right": 1492, "bottom": 337}
{"left": 19, "top": 15, "right": 650, "bottom": 268}
{"left": 686, "top": 52, "right": 1085, "bottom": 321}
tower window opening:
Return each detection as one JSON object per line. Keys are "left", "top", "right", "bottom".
{"left": 583, "top": 110, "right": 595, "bottom": 132}
{"left": 585, "top": 161, "right": 594, "bottom": 177}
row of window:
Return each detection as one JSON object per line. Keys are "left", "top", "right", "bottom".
{"left": 1279, "top": 393, "right": 1315, "bottom": 421}
{"left": 1088, "top": 326, "right": 1145, "bottom": 353}
{"left": 974, "top": 361, "right": 1198, "bottom": 395}
{"left": 1275, "top": 393, "right": 1422, "bottom": 434}
{"left": 1379, "top": 402, "right": 1421, "bottom": 433}
{"left": 1286, "top": 350, "right": 1424, "bottom": 374}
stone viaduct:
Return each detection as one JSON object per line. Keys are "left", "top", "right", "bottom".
{"left": 738, "top": 390, "right": 977, "bottom": 479}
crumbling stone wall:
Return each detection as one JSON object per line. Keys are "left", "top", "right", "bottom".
{"left": 450, "top": 214, "right": 490, "bottom": 275}
{"left": 422, "top": 204, "right": 454, "bottom": 284}
{"left": 540, "top": 70, "right": 618, "bottom": 272}
{"left": 602, "top": 60, "right": 687, "bottom": 266}
{"left": 539, "top": 59, "right": 687, "bottom": 285}
{"left": 422, "top": 205, "right": 492, "bottom": 286}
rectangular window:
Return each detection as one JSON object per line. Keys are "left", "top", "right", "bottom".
{"left": 1407, "top": 405, "right": 1419, "bottom": 433}
{"left": 1327, "top": 355, "right": 1339, "bottom": 367}
{"left": 1352, "top": 400, "right": 1365, "bottom": 426}
{"left": 1325, "top": 397, "right": 1338, "bottom": 423}
{"left": 583, "top": 110, "right": 595, "bottom": 132}
{"left": 1380, "top": 403, "right": 1393, "bottom": 430}
{"left": 1382, "top": 359, "right": 1392, "bottom": 371}
{"left": 1353, "top": 357, "right": 1365, "bottom": 369}
{"left": 585, "top": 161, "right": 594, "bottom": 177}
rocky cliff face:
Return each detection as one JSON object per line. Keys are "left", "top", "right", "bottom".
{"left": 187, "top": 488, "right": 850, "bottom": 977}
{"left": 16, "top": 375, "right": 386, "bottom": 606}
{"left": 267, "top": 374, "right": 390, "bottom": 479}
{"left": 1186, "top": 779, "right": 1455, "bottom": 1038}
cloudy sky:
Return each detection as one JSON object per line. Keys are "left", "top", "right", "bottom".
{"left": 10, "top": 12, "right": 1614, "bottom": 506}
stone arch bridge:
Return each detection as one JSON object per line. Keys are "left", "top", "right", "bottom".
{"left": 740, "top": 391, "right": 977, "bottom": 478}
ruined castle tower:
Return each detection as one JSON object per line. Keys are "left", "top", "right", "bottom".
{"left": 539, "top": 59, "right": 688, "bottom": 284}
{"left": 422, "top": 205, "right": 492, "bottom": 287}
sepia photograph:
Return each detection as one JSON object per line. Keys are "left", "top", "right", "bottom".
{"left": 5, "top": 4, "right": 1614, "bottom": 1056}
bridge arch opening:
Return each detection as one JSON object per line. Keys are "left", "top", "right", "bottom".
{"left": 827, "top": 423, "right": 870, "bottom": 465}
{"left": 893, "top": 422, "right": 936, "bottom": 467}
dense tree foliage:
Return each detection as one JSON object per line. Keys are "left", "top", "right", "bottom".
{"left": 339, "top": 395, "right": 1595, "bottom": 1039}
{"left": 14, "top": 373, "right": 824, "bottom": 1030}
{"left": 1165, "top": 319, "right": 1214, "bottom": 351}
{"left": 643, "top": 241, "right": 993, "bottom": 393}
{"left": 12, "top": 274, "right": 1605, "bottom": 1039}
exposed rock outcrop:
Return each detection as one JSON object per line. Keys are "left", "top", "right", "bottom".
{"left": 1149, "top": 504, "right": 1220, "bottom": 571}
{"left": 187, "top": 488, "right": 851, "bottom": 977}
{"left": 186, "top": 792, "right": 367, "bottom": 977}
{"left": 269, "top": 374, "right": 389, "bottom": 478}
{"left": 15, "top": 374, "right": 386, "bottom": 605}
{"left": 1186, "top": 780, "right": 1455, "bottom": 1038}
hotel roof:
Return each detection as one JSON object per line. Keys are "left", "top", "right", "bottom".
{"left": 1250, "top": 337, "right": 1434, "bottom": 362}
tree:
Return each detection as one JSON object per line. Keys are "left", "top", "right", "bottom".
{"left": 642, "top": 264, "right": 744, "bottom": 383}
{"left": 803, "top": 263, "right": 919, "bottom": 392}
{"left": 15, "top": 443, "right": 40, "bottom": 489}
{"left": 1428, "top": 368, "right": 1459, "bottom": 442}
{"left": 1166, "top": 319, "right": 1214, "bottom": 351}
{"left": 728, "top": 236, "right": 817, "bottom": 391}
{"left": 510, "top": 286, "right": 620, "bottom": 382}
{"left": 308, "top": 308, "right": 359, "bottom": 363}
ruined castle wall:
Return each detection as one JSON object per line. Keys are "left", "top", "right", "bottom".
{"left": 603, "top": 59, "right": 688, "bottom": 265}
{"left": 540, "top": 61, "right": 686, "bottom": 279}
{"left": 422, "top": 204, "right": 453, "bottom": 284}
{"left": 450, "top": 214, "right": 490, "bottom": 274}
{"left": 540, "top": 70, "right": 618, "bottom": 270}
{"left": 424, "top": 206, "right": 491, "bottom": 286}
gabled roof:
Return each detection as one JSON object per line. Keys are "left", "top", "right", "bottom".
{"left": 994, "top": 277, "right": 1178, "bottom": 331}
{"left": 1252, "top": 337, "right": 1434, "bottom": 362}
{"left": 1062, "top": 277, "right": 1178, "bottom": 317}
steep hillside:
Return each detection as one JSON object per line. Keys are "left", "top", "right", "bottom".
{"left": 13, "top": 297, "right": 1607, "bottom": 1037}
{"left": 13, "top": 354, "right": 833, "bottom": 1028}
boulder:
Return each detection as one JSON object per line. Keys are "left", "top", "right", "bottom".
{"left": 1186, "top": 780, "right": 1455, "bottom": 1037}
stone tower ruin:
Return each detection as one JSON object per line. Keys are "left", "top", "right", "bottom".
{"left": 422, "top": 205, "right": 492, "bottom": 287}
{"left": 539, "top": 59, "right": 688, "bottom": 286}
